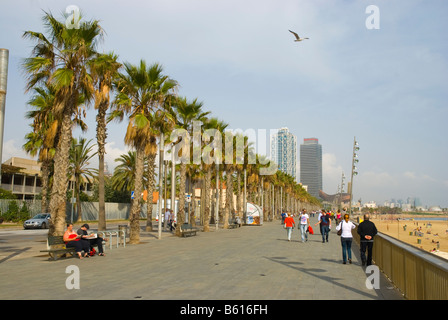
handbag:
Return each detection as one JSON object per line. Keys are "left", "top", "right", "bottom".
{"left": 307, "top": 226, "right": 314, "bottom": 235}
{"left": 337, "top": 221, "right": 343, "bottom": 236}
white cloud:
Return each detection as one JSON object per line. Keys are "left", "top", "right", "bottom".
{"left": 104, "top": 141, "right": 131, "bottom": 172}
{"left": 322, "top": 153, "right": 344, "bottom": 194}
{"left": 403, "top": 171, "right": 416, "bottom": 180}
{"left": 1, "top": 139, "right": 31, "bottom": 163}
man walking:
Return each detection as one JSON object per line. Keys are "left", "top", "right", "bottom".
{"left": 357, "top": 214, "right": 378, "bottom": 266}
{"left": 299, "top": 209, "right": 310, "bottom": 242}
{"left": 315, "top": 209, "right": 331, "bottom": 243}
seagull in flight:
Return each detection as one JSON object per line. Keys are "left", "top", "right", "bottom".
{"left": 289, "top": 30, "right": 309, "bottom": 42}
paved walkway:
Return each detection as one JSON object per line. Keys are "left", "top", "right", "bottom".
{"left": 0, "top": 217, "right": 404, "bottom": 301}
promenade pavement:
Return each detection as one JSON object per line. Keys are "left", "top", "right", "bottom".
{"left": 0, "top": 216, "right": 404, "bottom": 302}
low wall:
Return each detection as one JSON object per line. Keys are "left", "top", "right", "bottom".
{"left": 0, "top": 199, "right": 158, "bottom": 221}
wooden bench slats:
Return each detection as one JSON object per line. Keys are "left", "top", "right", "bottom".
{"left": 40, "top": 235, "right": 77, "bottom": 260}
{"left": 180, "top": 223, "right": 197, "bottom": 237}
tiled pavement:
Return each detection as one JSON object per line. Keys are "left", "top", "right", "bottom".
{"left": 0, "top": 217, "right": 404, "bottom": 301}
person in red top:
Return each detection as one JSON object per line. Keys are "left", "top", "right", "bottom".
{"left": 284, "top": 212, "right": 295, "bottom": 241}
{"left": 63, "top": 223, "right": 90, "bottom": 259}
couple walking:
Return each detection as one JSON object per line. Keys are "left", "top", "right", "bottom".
{"left": 335, "top": 213, "right": 378, "bottom": 265}
{"left": 284, "top": 210, "right": 310, "bottom": 242}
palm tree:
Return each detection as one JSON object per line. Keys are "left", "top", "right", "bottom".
{"left": 22, "top": 11, "right": 103, "bottom": 236}
{"left": 201, "top": 118, "right": 227, "bottom": 232}
{"left": 23, "top": 85, "right": 58, "bottom": 213}
{"left": 111, "top": 60, "right": 178, "bottom": 244}
{"left": 111, "top": 151, "right": 141, "bottom": 192}
{"left": 144, "top": 133, "right": 158, "bottom": 232}
{"left": 69, "top": 137, "right": 98, "bottom": 222}
{"left": 89, "top": 52, "right": 122, "bottom": 230}
{"left": 172, "top": 97, "right": 210, "bottom": 236}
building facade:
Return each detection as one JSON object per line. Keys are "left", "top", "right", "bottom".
{"left": 270, "top": 127, "right": 297, "bottom": 181}
{"left": 1, "top": 157, "right": 94, "bottom": 200}
{"left": 300, "top": 138, "right": 322, "bottom": 199}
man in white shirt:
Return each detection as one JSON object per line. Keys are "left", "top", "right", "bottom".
{"left": 299, "top": 209, "right": 310, "bottom": 242}
{"left": 164, "top": 209, "right": 170, "bottom": 230}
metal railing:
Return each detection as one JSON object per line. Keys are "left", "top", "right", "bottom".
{"left": 97, "top": 229, "right": 126, "bottom": 251}
{"left": 353, "top": 223, "right": 448, "bottom": 300}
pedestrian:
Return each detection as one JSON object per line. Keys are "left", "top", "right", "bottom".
{"left": 284, "top": 212, "right": 295, "bottom": 241}
{"left": 336, "top": 214, "right": 356, "bottom": 264}
{"left": 317, "top": 209, "right": 323, "bottom": 235}
{"left": 336, "top": 209, "right": 342, "bottom": 225}
{"left": 77, "top": 223, "right": 105, "bottom": 256}
{"left": 281, "top": 211, "right": 287, "bottom": 224}
{"left": 168, "top": 209, "right": 175, "bottom": 232}
{"left": 164, "top": 208, "right": 171, "bottom": 230}
{"left": 299, "top": 209, "right": 310, "bottom": 242}
{"left": 315, "top": 209, "right": 331, "bottom": 243}
{"left": 357, "top": 214, "right": 378, "bottom": 266}
{"left": 63, "top": 223, "right": 90, "bottom": 259}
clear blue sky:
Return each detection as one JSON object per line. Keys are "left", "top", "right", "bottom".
{"left": 1, "top": 0, "right": 447, "bottom": 207}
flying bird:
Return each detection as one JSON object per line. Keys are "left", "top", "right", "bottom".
{"left": 289, "top": 30, "right": 309, "bottom": 42}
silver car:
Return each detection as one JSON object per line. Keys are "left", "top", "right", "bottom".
{"left": 23, "top": 213, "right": 51, "bottom": 229}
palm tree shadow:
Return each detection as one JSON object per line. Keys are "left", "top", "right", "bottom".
{"left": 263, "top": 256, "right": 378, "bottom": 299}
{"left": 0, "top": 247, "right": 32, "bottom": 264}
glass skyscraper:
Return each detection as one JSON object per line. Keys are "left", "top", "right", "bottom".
{"left": 300, "top": 138, "right": 322, "bottom": 199}
{"left": 270, "top": 127, "right": 297, "bottom": 181}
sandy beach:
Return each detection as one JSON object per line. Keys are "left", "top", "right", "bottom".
{"left": 368, "top": 215, "right": 448, "bottom": 260}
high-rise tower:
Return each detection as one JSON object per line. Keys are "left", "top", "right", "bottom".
{"left": 270, "top": 128, "right": 297, "bottom": 180}
{"left": 300, "top": 138, "right": 322, "bottom": 199}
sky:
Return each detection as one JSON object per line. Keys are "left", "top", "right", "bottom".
{"left": 0, "top": 0, "right": 447, "bottom": 208}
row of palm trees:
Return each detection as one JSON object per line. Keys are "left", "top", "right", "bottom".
{"left": 22, "top": 10, "right": 320, "bottom": 243}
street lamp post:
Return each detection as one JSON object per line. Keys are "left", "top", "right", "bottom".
{"left": 348, "top": 137, "right": 359, "bottom": 215}
{"left": 0, "top": 49, "right": 9, "bottom": 179}
{"left": 339, "top": 172, "right": 345, "bottom": 209}
{"left": 215, "top": 163, "right": 219, "bottom": 230}
{"left": 158, "top": 133, "right": 164, "bottom": 239}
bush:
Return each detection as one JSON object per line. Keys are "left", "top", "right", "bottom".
{"left": 1, "top": 201, "right": 31, "bottom": 223}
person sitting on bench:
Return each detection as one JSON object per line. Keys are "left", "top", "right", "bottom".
{"left": 77, "top": 223, "right": 105, "bottom": 256}
{"left": 63, "top": 223, "right": 90, "bottom": 259}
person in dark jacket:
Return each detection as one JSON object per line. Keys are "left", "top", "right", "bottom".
{"left": 357, "top": 214, "right": 377, "bottom": 266}
{"left": 77, "top": 224, "right": 105, "bottom": 256}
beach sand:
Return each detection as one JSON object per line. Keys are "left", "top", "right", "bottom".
{"left": 368, "top": 215, "right": 448, "bottom": 260}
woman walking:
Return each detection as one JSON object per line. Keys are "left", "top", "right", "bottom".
{"left": 284, "top": 212, "right": 295, "bottom": 241}
{"left": 336, "top": 214, "right": 356, "bottom": 264}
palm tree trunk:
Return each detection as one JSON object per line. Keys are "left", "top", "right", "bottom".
{"left": 41, "top": 160, "right": 50, "bottom": 213}
{"left": 96, "top": 104, "right": 107, "bottom": 230}
{"left": 190, "top": 180, "right": 196, "bottom": 226}
{"left": 97, "top": 153, "right": 106, "bottom": 230}
{"left": 129, "top": 146, "right": 145, "bottom": 244}
{"left": 145, "top": 153, "right": 156, "bottom": 231}
{"left": 223, "top": 167, "right": 232, "bottom": 228}
{"left": 236, "top": 170, "right": 241, "bottom": 218}
{"left": 203, "top": 167, "right": 211, "bottom": 232}
{"left": 49, "top": 109, "right": 73, "bottom": 236}
{"left": 76, "top": 182, "right": 81, "bottom": 222}
{"left": 175, "top": 162, "right": 186, "bottom": 236}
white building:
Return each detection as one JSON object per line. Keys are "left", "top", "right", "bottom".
{"left": 363, "top": 201, "right": 377, "bottom": 209}
{"left": 270, "top": 127, "right": 297, "bottom": 181}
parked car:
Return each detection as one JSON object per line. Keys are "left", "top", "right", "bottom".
{"left": 23, "top": 213, "right": 51, "bottom": 229}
